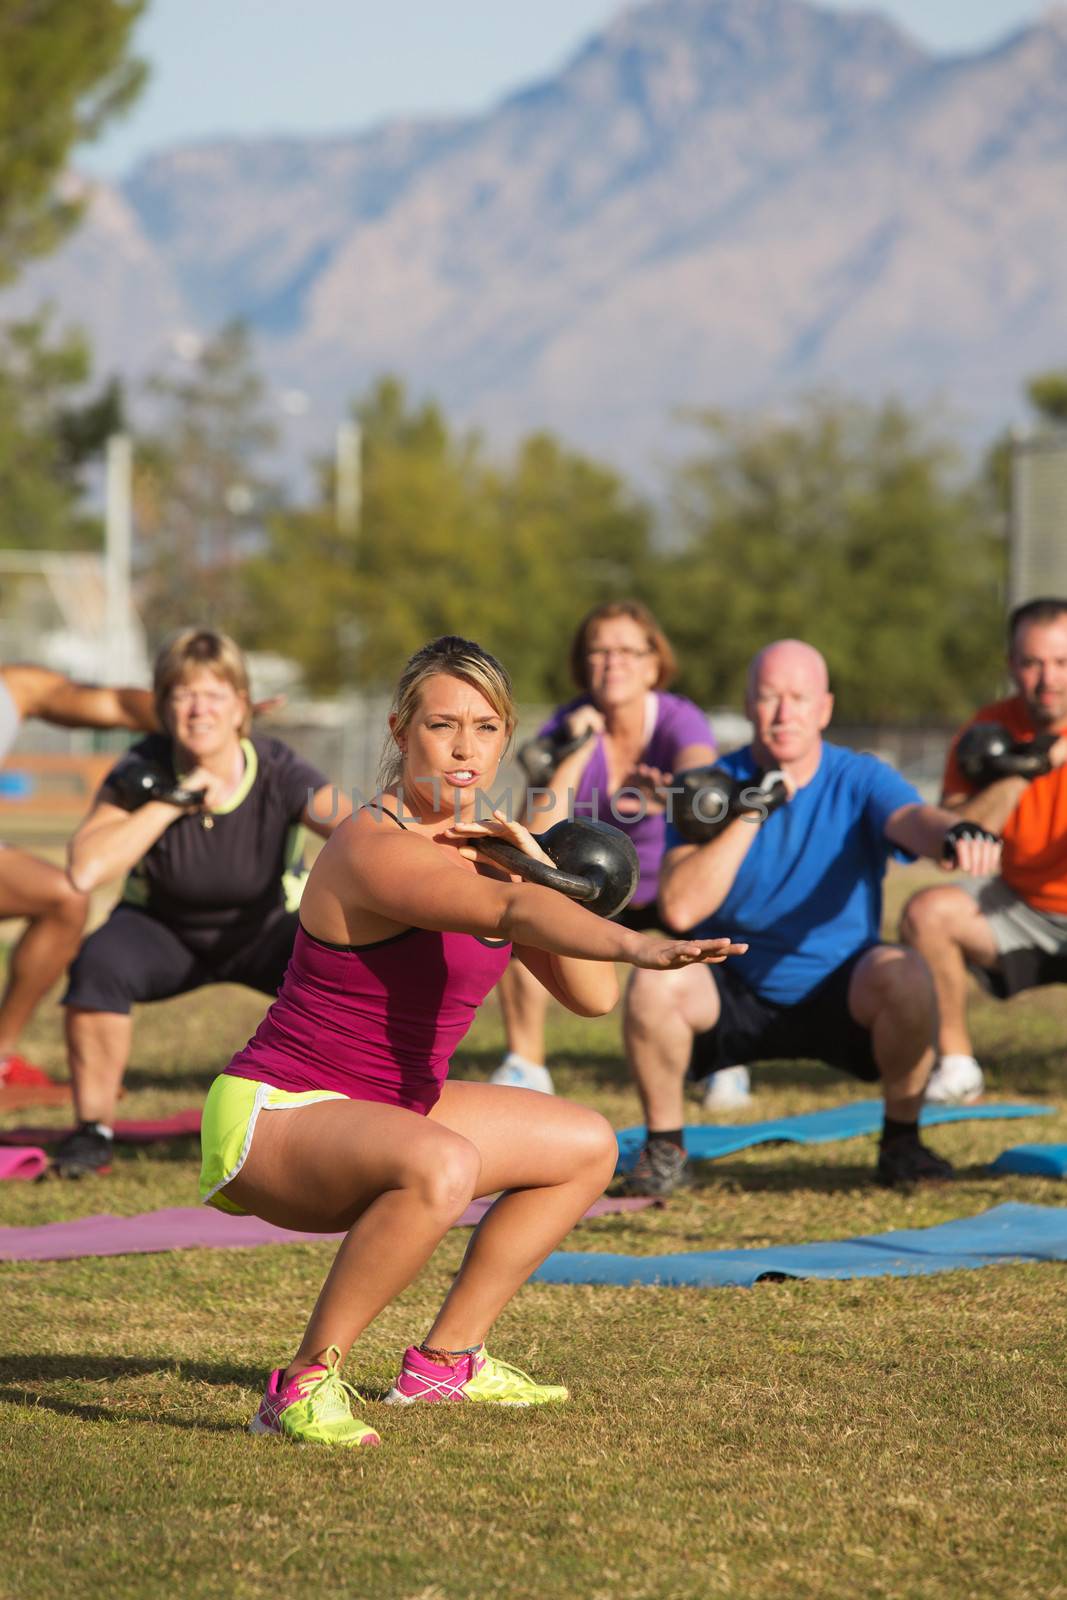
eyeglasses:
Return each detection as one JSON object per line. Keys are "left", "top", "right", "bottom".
{"left": 585, "top": 647, "right": 653, "bottom": 662}
{"left": 170, "top": 688, "right": 234, "bottom": 708}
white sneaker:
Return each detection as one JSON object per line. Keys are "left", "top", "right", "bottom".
{"left": 702, "top": 1064, "right": 753, "bottom": 1111}
{"left": 924, "top": 1054, "right": 985, "bottom": 1104}
{"left": 489, "top": 1053, "right": 555, "bottom": 1094}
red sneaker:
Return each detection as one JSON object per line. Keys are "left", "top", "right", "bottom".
{"left": 0, "top": 1053, "right": 60, "bottom": 1089}
{"left": 0, "top": 1054, "right": 71, "bottom": 1105}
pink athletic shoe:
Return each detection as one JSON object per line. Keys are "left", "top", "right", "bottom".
{"left": 384, "top": 1344, "right": 567, "bottom": 1405}
{"left": 249, "top": 1345, "right": 380, "bottom": 1446}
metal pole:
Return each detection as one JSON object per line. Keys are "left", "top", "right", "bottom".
{"left": 105, "top": 433, "right": 133, "bottom": 682}
{"left": 336, "top": 419, "right": 362, "bottom": 535}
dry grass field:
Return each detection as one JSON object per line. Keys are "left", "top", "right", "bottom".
{"left": 1, "top": 861, "right": 1064, "bottom": 1600}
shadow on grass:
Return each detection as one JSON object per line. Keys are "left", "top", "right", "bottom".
{"left": 687, "top": 1159, "right": 1011, "bottom": 1196}
{"left": 0, "top": 1351, "right": 263, "bottom": 1387}
{"left": 0, "top": 1351, "right": 264, "bottom": 1431}
{"left": 123, "top": 1066, "right": 218, "bottom": 1094}
{"left": 687, "top": 1160, "right": 879, "bottom": 1196}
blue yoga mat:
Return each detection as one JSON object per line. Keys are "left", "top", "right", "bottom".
{"left": 533, "top": 1201, "right": 1067, "bottom": 1288}
{"left": 614, "top": 1102, "right": 1054, "bottom": 1173}
{"left": 990, "top": 1144, "right": 1067, "bottom": 1179}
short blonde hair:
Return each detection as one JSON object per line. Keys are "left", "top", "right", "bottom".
{"left": 569, "top": 600, "right": 678, "bottom": 692}
{"left": 378, "top": 636, "right": 516, "bottom": 787}
{"left": 153, "top": 628, "right": 252, "bottom": 736}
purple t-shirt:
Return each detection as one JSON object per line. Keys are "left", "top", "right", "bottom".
{"left": 538, "top": 692, "right": 714, "bottom": 906}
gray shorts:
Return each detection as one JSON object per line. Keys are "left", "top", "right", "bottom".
{"left": 960, "top": 876, "right": 1067, "bottom": 997}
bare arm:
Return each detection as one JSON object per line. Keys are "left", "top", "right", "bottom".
{"left": 884, "top": 803, "right": 1002, "bottom": 874}
{"left": 514, "top": 944, "right": 618, "bottom": 1018}
{"left": 67, "top": 797, "right": 185, "bottom": 893}
{"left": 307, "top": 820, "right": 743, "bottom": 974}
{"left": 2, "top": 666, "right": 157, "bottom": 731}
{"left": 942, "top": 781, "right": 1026, "bottom": 833}
{"left": 657, "top": 816, "right": 761, "bottom": 932}
{"left": 525, "top": 737, "right": 600, "bottom": 834}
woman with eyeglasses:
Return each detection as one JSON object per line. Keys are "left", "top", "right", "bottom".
{"left": 492, "top": 601, "right": 716, "bottom": 1095}
{"left": 55, "top": 628, "right": 348, "bottom": 1177}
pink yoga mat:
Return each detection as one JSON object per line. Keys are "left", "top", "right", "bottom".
{"left": 0, "top": 1146, "right": 48, "bottom": 1182}
{"left": 0, "top": 1195, "right": 658, "bottom": 1263}
{"left": 0, "top": 1109, "right": 202, "bottom": 1147}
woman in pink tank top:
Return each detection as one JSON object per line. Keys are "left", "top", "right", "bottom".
{"left": 201, "top": 636, "right": 743, "bottom": 1445}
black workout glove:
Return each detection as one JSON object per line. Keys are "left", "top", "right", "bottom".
{"left": 940, "top": 820, "right": 1000, "bottom": 867}
{"left": 955, "top": 723, "right": 1057, "bottom": 789}
{"left": 107, "top": 757, "right": 206, "bottom": 813}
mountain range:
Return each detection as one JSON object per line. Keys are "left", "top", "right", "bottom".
{"left": 7, "top": 0, "right": 1067, "bottom": 477}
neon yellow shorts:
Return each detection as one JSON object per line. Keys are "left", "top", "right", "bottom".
{"left": 199, "top": 1073, "right": 347, "bottom": 1215}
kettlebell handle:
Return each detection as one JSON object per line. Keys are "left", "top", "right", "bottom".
{"left": 470, "top": 837, "right": 597, "bottom": 903}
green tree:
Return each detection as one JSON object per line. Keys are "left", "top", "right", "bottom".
{"left": 243, "top": 377, "right": 654, "bottom": 698}
{"left": 0, "top": 0, "right": 147, "bottom": 283}
{"left": 489, "top": 431, "right": 654, "bottom": 701}
{"left": 1024, "top": 371, "right": 1067, "bottom": 427}
{"left": 133, "top": 322, "right": 281, "bottom": 642}
{"left": 654, "top": 397, "right": 1003, "bottom": 722}
{"left": 0, "top": 314, "right": 124, "bottom": 550}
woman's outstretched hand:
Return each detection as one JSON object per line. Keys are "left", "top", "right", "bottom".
{"left": 630, "top": 936, "right": 747, "bottom": 970}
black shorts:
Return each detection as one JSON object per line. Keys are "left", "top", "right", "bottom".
{"left": 974, "top": 949, "right": 1067, "bottom": 1000}
{"left": 689, "top": 947, "right": 880, "bottom": 1084}
{"left": 62, "top": 903, "right": 298, "bottom": 1016}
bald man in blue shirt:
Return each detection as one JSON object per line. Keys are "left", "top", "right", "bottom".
{"left": 623, "top": 640, "right": 1001, "bottom": 1193}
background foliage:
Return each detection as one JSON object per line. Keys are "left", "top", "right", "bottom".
{"left": 0, "top": 0, "right": 1062, "bottom": 722}
{"left": 0, "top": 0, "right": 146, "bottom": 284}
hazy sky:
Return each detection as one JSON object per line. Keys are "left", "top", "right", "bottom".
{"left": 82, "top": 0, "right": 1043, "bottom": 178}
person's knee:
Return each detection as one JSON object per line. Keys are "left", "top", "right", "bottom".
{"left": 862, "top": 948, "right": 935, "bottom": 1024}
{"left": 569, "top": 1107, "right": 619, "bottom": 1183}
{"left": 406, "top": 1133, "right": 480, "bottom": 1215}
{"left": 64, "top": 937, "right": 137, "bottom": 1016}
{"left": 49, "top": 874, "right": 89, "bottom": 928}
{"left": 624, "top": 966, "right": 673, "bottom": 1031}
{"left": 901, "top": 886, "right": 968, "bottom": 949}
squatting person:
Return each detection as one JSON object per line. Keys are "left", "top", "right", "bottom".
{"left": 493, "top": 600, "right": 717, "bottom": 1097}
{"left": 0, "top": 664, "right": 166, "bottom": 1101}
{"left": 902, "top": 597, "right": 1067, "bottom": 1103}
{"left": 198, "top": 636, "right": 742, "bottom": 1446}
{"left": 622, "top": 638, "right": 1001, "bottom": 1196}
{"left": 57, "top": 628, "right": 346, "bottom": 1176}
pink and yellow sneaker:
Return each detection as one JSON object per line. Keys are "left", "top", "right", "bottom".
{"left": 249, "top": 1344, "right": 380, "bottom": 1446}
{"left": 385, "top": 1344, "right": 568, "bottom": 1406}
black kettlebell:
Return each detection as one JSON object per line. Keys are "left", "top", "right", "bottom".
{"left": 673, "top": 767, "right": 736, "bottom": 843}
{"left": 516, "top": 726, "right": 594, "bottom": 788}
{"left": 472, "top": 818, "right": 639, "bottom": 919}
{"left": 673, "top": 765, "right": 789, "bottom": 844}
{"left": 955, "top": 723, "right": 1014, "bottom": 786}
{"left": 107, "top": 757, "right": 206, "bottom": 812}
{"left": 956, "top": 723, "right": 1057, "bottom": 787}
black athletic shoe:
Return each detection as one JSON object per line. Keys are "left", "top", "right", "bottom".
{"left": 875, "top": 1138, "right": 954, "bottom": 1188}
{"left": 53, "top": 1122, "right": 114, "bottom": 1179}
{"left": 619, "top": 1140, "right": 690, "bottom": 1197}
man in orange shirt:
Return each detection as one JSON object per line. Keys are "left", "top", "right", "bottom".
{"left": 902, "top": 597, "right": 1067, "bottom": 1101}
